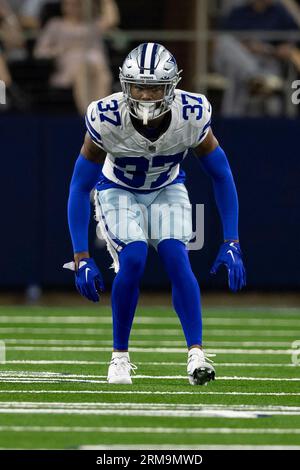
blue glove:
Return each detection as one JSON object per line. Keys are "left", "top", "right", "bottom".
{"left": 210, "top": 242, "right": 246, "bottom": 292}
{"left": 63, "top": 258, "right": 104, "bottom": 302}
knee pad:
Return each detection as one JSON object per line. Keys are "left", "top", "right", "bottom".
{"left": 119, "top": 241, "right": 148, "bottom": 275}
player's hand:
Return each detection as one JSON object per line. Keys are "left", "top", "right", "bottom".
{"left": 63, "top": 258, "right": 104, "bottom": 302}
{"left": 210, "top": 241, "right": 246, "bottom": 292}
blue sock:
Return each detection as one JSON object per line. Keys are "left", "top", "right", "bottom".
{"left": 111, "top": 241, "right": 148, "bottom": 350}
{"left": 157, "top": 239, "right": 202, "bottom": 347}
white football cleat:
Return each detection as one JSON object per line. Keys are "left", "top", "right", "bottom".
{"left": 187, "top": 347, "right": 216, "bottom": 386}
{"left": 107, "top": 354, "right": 137, "bottom": 385}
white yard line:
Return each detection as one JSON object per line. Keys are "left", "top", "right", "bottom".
{"left": 0, "top": 327, "right": 298, "bottom": 337}
{"left": 0, "top": 316, "right": 299, "bottom": 326}
{"left": 0, "top": 371, "right": 299, "bottom": 382}
{"left": 0, "top": 378, "right": 108, "bottom": 384}
{"left": 0, "top": 409, "right": 261, "bottom": 418}
{"left": 0, "top": 402, "right": 299, "bottom": 412}
{"left": 4, "top": 346, "right": 295, "bottom": 354}
{"left": 4, "top": 360, "right": 103, "bottom": 365}
{"left": 205, "top": 319, "right": 300, "bottom": 326}
{"left": 206, "top": 330, "right": 299, "bottom": 337}
{"left": 204, "top": 330, "right": 300, "bottom": 337}
{"left": 0, "top": 378, "right": 297, "bottom": 385}
{"left": 0, "top": 401, "right": 300, "bottom": 418}
{"left": 0, "top": 328, "right": 99, "bottom": 334}
{"left": 213, "top": 363, "right": 296, "bottom": 367}
{"left": 0, "top": 425, "right": 298, "bottom": 433}
{"left": 1, "top": 339, "right": 293, "bottom": 347}
{"left": 0, "top": 390, "right": 299, "bottom": 396}
{"left": 0, "top": 316, "right": 108, "bottom": 324}
{"left": 2, "top": 360, "right": 296, "bottom": 367}
{"left": 0, "top": 408, "right": 299, "bottom": 418}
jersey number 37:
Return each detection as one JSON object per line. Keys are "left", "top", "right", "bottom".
{"left": 98, "top": 100, "right": 121, "bottom": 126}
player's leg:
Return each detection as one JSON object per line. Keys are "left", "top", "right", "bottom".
{"left": 158, "top": 239, "right": 202, "bottom": 347}
{"left": 150, "top": 184, "right": 215, "bottom": 385}
{"left": 108, "top": 240, "right": 146, "bottom": 384}
{"left": 111, "top": 241, "right": 147, "bottom": 351}
{"left": 95, "top": 188, "right": 147, "bottom": 384}
{"left": 158, "top": 239, "right": 215, "bottom": 385}
{"left": 150, "top": 184, "right": 201, "bottom": 346}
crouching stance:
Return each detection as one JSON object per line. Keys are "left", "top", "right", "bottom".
{"left": 65, "top": 43, "right": 246, "bottom": 386}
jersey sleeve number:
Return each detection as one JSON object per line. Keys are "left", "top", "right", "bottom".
{"left": 114, "top": 153, "right": 184, "bottom": 189}
{"left": 97, "top": 100, "right": 121, "bottom": 127}
{"left": 181, "top": 93, "right": 203, "bottom": 121}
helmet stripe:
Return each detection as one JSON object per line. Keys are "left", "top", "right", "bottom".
{"left": 140, "top": 43, "right": 148, "bottom": 73}
{"left": 144, "top": 43, "right": 154, "bottom": 74}
{"left": 150, "top": 43, "right": 158, "bottom": 74}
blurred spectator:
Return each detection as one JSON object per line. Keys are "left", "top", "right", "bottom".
{"left": 34, "top": 0, "right": 120, "bottom": 114}
{"left": 213, "top": 0, "right": 300, "bottom": 116}
{"left": 4, "top": 0, "right": 60, "bottom": 29}
{"left": 218, "top": 0, "right": 248, "bottom": 16}
{"left": 0, "top": 0, "right": 24, "bottom": 55}
{"left": 0, "top": 0, "right": 29, "bottom": 109}
{"left": 19, "top": 0, "right": 60, "bottom": 30}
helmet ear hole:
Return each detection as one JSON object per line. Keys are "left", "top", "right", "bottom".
{"left": 119, "top": 43, "right": 181, "bottom": 121}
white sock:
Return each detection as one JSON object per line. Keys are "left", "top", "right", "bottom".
{"left": 188, "top": 347, "right": 203, "bottom": 356}
{"left": 112, "top": 351, "right": 130, "bottom": 360}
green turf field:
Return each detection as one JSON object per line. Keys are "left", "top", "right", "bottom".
{"left": 0, "top": 304, "right": 299, "bottom": 450}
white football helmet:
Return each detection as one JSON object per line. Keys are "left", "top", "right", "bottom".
{"left": 119, "top": 42, "right": 181, "bottom": 124}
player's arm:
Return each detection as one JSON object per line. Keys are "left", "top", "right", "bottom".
{"left": 69, "top": 132, "right": 106, "bottom": 267}
{"left": 193, "top": 128, "right": 219, "bottom": 158}
{"left": 70, "top": 133, "right": 106, "bottom": 266}
{"left": 193, "top": 128, "right": 238, "bottom": 243}
{"left": 81, "top": 131, "right": 107, "bottom": 164}
{"left": 65, "top": 133, "right": 106, "bottom": 302}
{"left": 193, "top": 129, "right": 246, "bottom": 291}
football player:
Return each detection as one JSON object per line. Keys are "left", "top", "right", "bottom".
{"left": 65, "top": 43, "right": 246, "bottom": 386}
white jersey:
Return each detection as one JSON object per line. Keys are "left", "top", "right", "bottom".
{"left": 85, "top": 89, "right": 212, "bottom": 191}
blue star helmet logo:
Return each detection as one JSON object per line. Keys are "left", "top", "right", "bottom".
{"left": 167, "top": 55, "right": 176, "bottom": 64}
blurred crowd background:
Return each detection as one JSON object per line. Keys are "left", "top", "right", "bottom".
{"left": 0, "top": 0, "right": 300, "bottom": 116}
{"left": 1, "top": 0, "right": 300, "bottom": 116}
{"left": 0, "top": 0, "right": 299, "bottom": 301}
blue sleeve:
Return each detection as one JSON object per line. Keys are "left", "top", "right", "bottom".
{"left": 199, "top": 146, "right": 239, "bottom": 241}
{"left": 68, "top": 154, "right": 103, "bottom": 253}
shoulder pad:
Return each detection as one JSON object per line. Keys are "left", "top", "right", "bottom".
{"left": 85, "top": 101, "right": 104, "bottom": 150}
{"left": 176, "top": 91, "right": 212, "bottom": 147}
